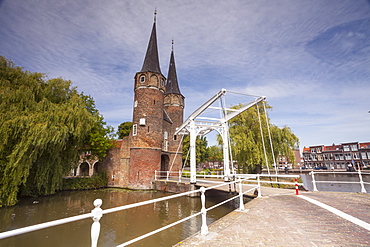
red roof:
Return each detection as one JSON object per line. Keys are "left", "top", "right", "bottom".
{"left": 324, "top": 145, "right": 340, "bottom": 151}
{"left": 359, "top": 142, "right": 370, "bottom": 149}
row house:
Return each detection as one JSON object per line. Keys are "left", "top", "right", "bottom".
{"left": 302, "top": 142, "right": 370, "bottom": 170}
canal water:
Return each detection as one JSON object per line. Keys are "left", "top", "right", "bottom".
{"left": 0, "top": 188, "right": 249, "bottom": 247}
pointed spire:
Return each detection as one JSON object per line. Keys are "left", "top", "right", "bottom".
{"left": 166, "top": 40, "right": 182, "bottom": 95}
{"left": 140, "top": 10, "right": 162, "bottom": 74}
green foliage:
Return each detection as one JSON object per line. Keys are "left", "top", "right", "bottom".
{"left": 117, "top": 121, "right": 132, "bottom": 139}
{"left": 207, "top": 145, "right": 223, "bottom": 162}
{"left": 62, "top": 172, "right": 108, "bottom": 190}
{"left": 0, "top": 56, "right": 113, "bottom": 206}
{"left": 182, "top": 135, "right": 209, "bottom": 165}
{"left": 80, "top": 94, "right": 116, "bottom": 161}
{"left": 226, "top": 102, "right": 299, "bottom": 173}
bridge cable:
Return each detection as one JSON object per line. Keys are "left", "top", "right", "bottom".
{"left": 181, "top": 140, "right": 191, "bottom": 174}
{"left": 221, "top": 94, "right": 235, "bottom": 175}
{"left": 168, "top": 134, "right": 185, "bottom": 173}
{"left": 263, "top": 101, "right": 278, "bottom": 178}
{"left": 256, "top": 103, "right": 270, "bottom": 175}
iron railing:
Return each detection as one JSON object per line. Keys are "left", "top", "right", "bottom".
{"left": 309, "top": 170, "right": 369, "bottom": 193}
{"left": 0, "top": 177, "right": 258, "bottom": 247}
{"left": 1, "top": 172, "right": 304, "bottom": 246}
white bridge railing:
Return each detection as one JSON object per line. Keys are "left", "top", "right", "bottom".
{"left": 0, "top": 177, "right": 258, "bottom": 247}
{"left": 309, "top": 170, "right": 369, "bottom": 193}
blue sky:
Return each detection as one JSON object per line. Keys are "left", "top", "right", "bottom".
{"left": 1, "top": 0, "right": 369, "bottom": 150}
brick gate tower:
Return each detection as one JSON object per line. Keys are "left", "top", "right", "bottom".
{"left": 128, "top": 13, "right": 184, "bottom": 189}
{"left": 163, "top": 42, "right": 185, "bottom": 173}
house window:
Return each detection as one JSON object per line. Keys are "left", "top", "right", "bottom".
{"left": 140, "top": 75, "right": 145, "bottom": 83}
{"left": 339, "top": 154, "right": 344, "bottom": 160}
{"left": 344, "top": 153, "right": 352, "bottom": 160}
{"left": 173, "top": 135, "right": 177, "bottom": 141}
{"left": 132, "top": 124, "right": 137, "bottom": 136}
{"left": 361, "top": 152, "right": 367, "bottom": 159}
{"left": 353, "top": 152, "right": 360, "bottom": 160}
{"left": 164, "top": 131, "right": 168, "bottom": 140}
{"left": 334, "top": 154, "right": 339, "bottom": 160}
{"left": 343, "top": 145, "right": 350, "bottom": 152}
{"left": 351, "top": 144, "right": 358, "bottom": 151}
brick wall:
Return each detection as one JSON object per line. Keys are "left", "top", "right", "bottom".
{"left": 129, "top": 148, "right": 162, "bottom": 189}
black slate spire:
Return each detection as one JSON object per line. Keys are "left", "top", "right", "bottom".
{"left": 140, "top": 11, "right": 162, "bottom": 74}
{"left": 165, "top": 42, "right": 181, "bottom": 95}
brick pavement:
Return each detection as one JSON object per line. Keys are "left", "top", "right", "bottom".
{"left": 175, "top": 192, "right": 370, "bottom": 246}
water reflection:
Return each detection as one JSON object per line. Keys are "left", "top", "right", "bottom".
{"left": 0, "top": 188, "right": 248, "bottom": 247}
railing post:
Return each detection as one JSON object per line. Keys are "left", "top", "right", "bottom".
{"left": 358, "top": 169, "right": 367, "bottom": 193}
{"left": 200, "top": 187, "right": 209, "bottom": 235}
{"left": 257, "top": 174, "right": 262, "bottom": 198}
{"left": 295, "top": 178, "right": 299, "bottom": 195}
{"left": 311, "top": 171, "right": 318, "bottom": 191}
{"left": 238, "top": 178, "right": 245, "bottom": 211}
{"left": 91, "top": 199, "right": 103, "bottom": 247}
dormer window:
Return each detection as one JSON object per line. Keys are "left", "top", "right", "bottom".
{"left": 140, "top": 75, "right": 145, "bottom": 83}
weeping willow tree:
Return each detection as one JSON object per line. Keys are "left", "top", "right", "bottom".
{"left": 226, "top": 102, "right": 299, "bottom": 173}
{"left": 182, "top": 135, "right": 209, "bottom": 166}
{"left": 0, "top": 56, "right": 114, "bottom": 206}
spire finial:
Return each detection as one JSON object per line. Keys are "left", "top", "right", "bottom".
{"left": 172, "top": 37, "right": 174, "bottom": 51}
{"left": 154, "top": 8, "right": 157, "bottom": 22}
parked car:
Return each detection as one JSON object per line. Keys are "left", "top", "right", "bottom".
{"left": 314, "top": 166, "right": 328, "bottom": 170}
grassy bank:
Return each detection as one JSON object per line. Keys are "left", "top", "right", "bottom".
{"left": 62, "top": 172, "right": 108, "bottom": 190}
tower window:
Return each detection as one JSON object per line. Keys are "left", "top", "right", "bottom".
{"left": 139, "top": 118, "right": 146, "bottom": 126}
{"left": 173, "top": 135, "right": 177, "bottom": 141}
{"left": 140, "top": 75, "right": 145, "bottom": 83}
{"left": 132, "top": 124, "right": 137, "bottom": 136}
{"left": 161, "top": 79, "right": 165, "bottom": 87}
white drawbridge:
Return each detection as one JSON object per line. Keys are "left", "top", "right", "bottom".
{"left": 174, "top": 88, "right": 266, "bottom": 184}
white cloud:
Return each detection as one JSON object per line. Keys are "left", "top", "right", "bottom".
{"left": 1, "top": 0, "right": 370, "bottom": 150}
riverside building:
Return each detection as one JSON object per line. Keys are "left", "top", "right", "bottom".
{"left": 302, "top": 142, "right": 370, "bottom": 170}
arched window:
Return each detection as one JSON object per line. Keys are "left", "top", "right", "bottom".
{"left": 140, "top": 75, "right": 145, "bottom": 83}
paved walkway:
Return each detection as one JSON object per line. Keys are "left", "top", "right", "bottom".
{"left": 175, "top": 191, "right": 370, "bottom": 246}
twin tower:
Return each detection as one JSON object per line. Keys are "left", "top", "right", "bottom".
{"left": 103, "top": 14, "right": 185, "bottom": 189}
